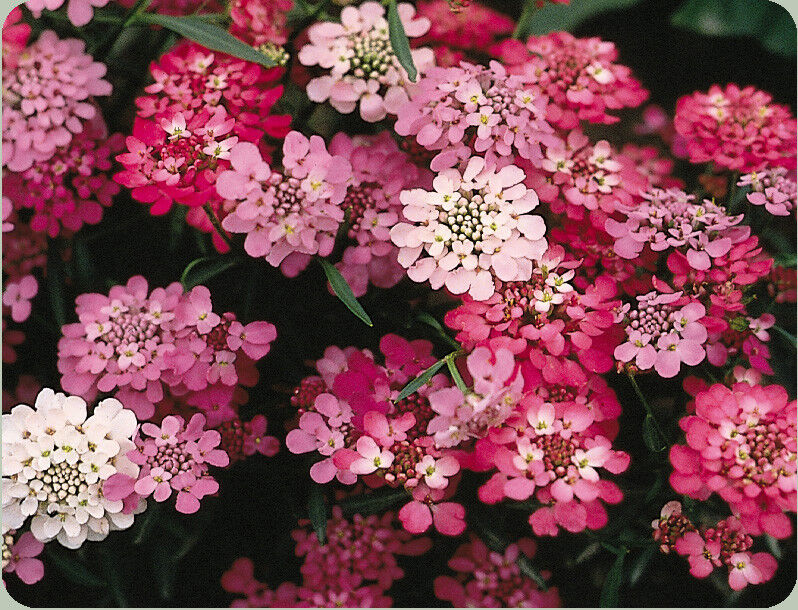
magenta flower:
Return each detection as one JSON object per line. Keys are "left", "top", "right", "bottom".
{"left": 675, "top": 531, "right": 721, "bottom": 578}
{"left": 299, "top": 2, "right": 434, "bottom": 122}
{"left": 674, "top": 84, "right": 797, "bottom": 172}
{"left": 25, "top": 0, "right": 109, "bottom": 26}
{"left": 738, "top": 167, "right": 796, "bottom": 216}
{"left": 670, "top": 382, "right": 796, "bottom": 539}
{"left": 495, "top": 31, "right": 648, "bottom": 129}
{"left": 350, "top": 436, "right": 394, "bottom": 475}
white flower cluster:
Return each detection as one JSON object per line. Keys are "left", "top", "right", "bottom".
{"left": 2, "top": 389, "right": 144, "bottom": 548}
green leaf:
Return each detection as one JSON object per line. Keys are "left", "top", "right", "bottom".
{"left": 99, "top": 548, "right": 129, "bottom": 607}
{"left": 773, "top": 325, "right": 797, "bottom": 349}
{"left": 517, "top": 554, "right": 548, "bottom": 590}
{"left": 133, "top": 501, "right": 162, "bottom": 545}
{"left": 642, "top": 413, "right": 667, "bottom": 452}
{"left": 132, "top": 14, "right": 277, "bottom": 67}
{"left": 474, "top": 517, "right": 548, "bottom": 591}
{"left": 46, "top": 546, "right": 106, "bottom": 588}
{"left": 386, "top": 0, "right": 417, "bottom": 81}
{"left": 446, "top": 356, "right": 467, "bottom": 393}
{"left": 320, "top": 259, "right": 373, "bottom": 326}
{"left": 394, "top": 357, "right": 447, "bottom": 402}
{"left": 599, "top": 550, "right": 626, "bottom": 607}
{"left": 643, "top": 473, "right": 664, "bottom": 504}
{"left": 308, "top": 484, "right": 328, "bottom": 545}
{"left": 339, "top": 488, "right": 409, "bottom": 516}
{"left": 517, "top": 0, "right": 643, "bottom": 37}
{"left": 628, "top": 546, "right": 656, "bottom": 587}
{"left": 180, "top": 255, "right": 243, "bottom": 290}
{"left": 671, "top": 0, "right": 796, "bottom": 58}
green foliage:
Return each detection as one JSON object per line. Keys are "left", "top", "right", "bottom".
{"left": 516, "top": 0, "right": 644, "bottom": 37}
{"left": 320, "top": 259, "right": 373, "bottom": 326}
{"left": 386, "top": 0, "right": 418, "bottom": 81}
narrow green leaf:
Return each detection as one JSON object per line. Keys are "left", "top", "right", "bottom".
{"left": 99, "top": 548, "right": 129, "bottom": 607}
{"left": 320, "top": 259, "right": 373, "bottom": 326}
{"left": 570, "top": 541, "right": 601, "bottom": 567}
{"left": 446, "top": 356, "right": 467, "bottom": 393}
{"left": 773, "top": 325, "right": 797, "bottom": 349}
{"left": 180, "top": 255, "right": 243, "bottom": 290}
{"left": 416, "top": 312, "right": 445, "bottom": 334}
{"left": 395, "top": 358, "right": 447, "bottom": 402}
{"left": 517, "top": 555, "right": 548, "bottom": 590}
{"left": 308, "top": 484, "right": 328, "bottom": 545}
{"left": 517, "top": 0, "right": 643, "bottom": 37}
{"left": 765, "top": 535, "right": 783, "bottom": 560}
{"left": 46, "top": 546, "right": 106, "bottom": 588}
{"left": 643, "top": 473, "right": 664, "bottom": 504}
{"left": 628, "top": 546, "right": 656, "bottom": 587}
{"left": 133, "top": 14, "right": 277, "bottom": 67}
{"left": 599, "top": 550, "right": 626, "bottom": 607}
{"left": 339, "top": 488, "right": 409, "bottom": 516}
{"left": 386, "top": 0, "right": 417, "bottom": 82}
{"left": 133, "top": 502, "right": 162, "bottom": 545}
{"left": 473, "top": 516, "right": 548, "bottom": 591}
{"left": 642, "top": 413, "right": 667, "bottom": 452}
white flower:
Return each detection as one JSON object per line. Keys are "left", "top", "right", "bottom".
{"left": 2, "top": 390, "right": 144, "bottom": 548}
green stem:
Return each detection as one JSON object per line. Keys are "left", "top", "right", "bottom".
{"left": 627, "top": 373, "right": 667, "bottom": 442}
{"left": 513, "top": 0, "right": 538, "bottom": 39}
{"left": 203, "top": 204, "right": 234, "bottom": 249}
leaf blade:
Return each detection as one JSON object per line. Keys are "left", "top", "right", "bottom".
{"left": 180, "top": 255, "right": 243, "bottom": 290}
{"left": 308, "top": 484, "right": 328, "bottom": 545}
{"left": 599, "top": 550, "right": 626, "bottom": 607}
{"left": 642, "top": 413, "right": 667, "bottom": 452}
{"left": 394, "top": 358, "right": 446, "bottom": 402}
{"left": 386, "top": 0, "right": 417, "bottom": 82}
{"left": 133, "top": 14, "right": 277, "bottom": 67}
{"left": 320, "top": 259, "right": 373, "bottom": 326}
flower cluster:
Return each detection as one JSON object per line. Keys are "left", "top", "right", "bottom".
{"left": 24, "top": 0, "right": 109, "bottom": 27}
{"left": 2, "top": 531, "right": 44, "bottom": 585}
{"left": 222, "top": 508, "right": 429, "bottom": 607}
{"left": 286, "top": 334, "right": 468, "bottom": 536}
{"left": 2, "top": 389, "right": 144, "bottom": 548}
{"left": 103, "top": 412, "right": 227, "bottom": 514}
{"left": 669, "top": 382, "right": 796, "bottom": 539}
{"left": 390, "top": 156, "right": 547, "bottom": 301}
{"left": 652, "top": 502, "right": 779, "bottom": 591}
{"left": 229, "top": 0, "right": 294, "bottom": 47}
{"left": 4, "top": 116, "right": 123, "bottom": 237}
{"left": 298, "top": 1, "right": 434, "bottom": 122}
{"left": 738, "top": 167, "right": 797, "bottom": 216}
{"left": 217, "top": 132, "right": 351, "bottom": 276}
{"left": 434, "top": 537, "right": 561, "bottom": 607}
{"left": 394, "top": 60, "right": 555, "bottom": 170}
{"left": 57, "top": 276, "right": 276, "bottom": 420}
{"left": 673, "top": 84, "right": 797, "bottom": 172}
{"left": 329, "top": 131, "right": 431, "bottom": 296}
{"left": 3, "top": 30, "right": 112, "bottom": 173}
{"left": 494, "top": 31, "right": 648, "bottom": 129}
{"left": 216, "top": 415, "right": 279, "bottom": 464}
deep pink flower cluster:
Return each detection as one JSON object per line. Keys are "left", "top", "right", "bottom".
{"left": 522, "top": 130, "right": 649, "bottom": 226}
{"left": 135, "top": 41, "right": 290, "bottom": 146}
{"left": 2, "top": 8, "right": 31, "bottom": 70}
{"left": 652, "top": 502, "right": 779, "bottom": 591}
{"left": 395, "top": 61, "right": 555, "bottom": 170}
{"left": 229, "top": 0, "right": 294, "bottom": 47}
{"left": 3, "top": 30, "right": 112, "bottom": 173}
{"left": 670, "top": 382, "right": 797, "bottom": 539}
{"left": 4, "top": 116, "right": 123, "bottom": 237}
{"left": 673, "top": 84, "right": 797, "bottom": 172}
{"left": 57, "top": 276, "right": 277, "bottom": 420}
{"left": 103, "top": 412, "right": 229, "bottom": 514}
{"left": 221, "top": 508, "right": 430, "bottom": 607}
{"left": 738, "top": 168, "right": 797, "bottom": 216}
{"left": 298, "top": 2, "right": 434, "bottom": 123}
{"left": 493, "top": 32, "right": 648, "bottom": 129}
{"left": 434, "top": 537, "right": 561, "bottom": 607}
{"left": 415, "top": 0, "right": 514, "bottom": 67}
{"left": 328, "top": 131, "right": 431, "bottom": 296}
{"left": 2, "top": 530, "right": 45, "bottom": 585}
{"left": 285, "top": 334, "right": 470, "bottom": 536}
{"left": 471, "top": 359, "right": 629, "bottom": 536}
{"left": 445, "top": 245, "right": 620, "bottom": 376}
{"left": 217, "top": 132, "right": 351, "bottom": 277}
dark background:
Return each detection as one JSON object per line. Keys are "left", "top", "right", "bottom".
{"left": 4, "top": 0, "right": 796, "bottom": 607}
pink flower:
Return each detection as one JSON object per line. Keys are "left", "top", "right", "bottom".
{"left": 329, "top": 132, "right": 431, "bottom": 296}
{"left": 217, "top": 135, "right": 351, "bottom": 276}
{"left": 25, "top": 0, "right": 110, "bottom": 27}
{"left": 675, "top": 531, "right": 721, "bottom": 578}
{"left": 394, "top": 60, "right": 554, "bottom": 169}
{"left": 2, "top": 275, "right": 38, "bottom": 323}
{"left": 350, "top": 436, "right": 394, "bottom": 475}
{"left": 229, "top": 0, "right": 293, "bottom": 46}
{"left": 299, "top": 2, "right": 434, "bottom": 122}
{"left": 416, "top": 0, "right": 514, "bottom": 52}
{"left": 415, "top": 454, "right": 460, "bottom": 489}
{"left": 398, "top": 484, "right": 466, "bottom": 536}
{"left": 390, "top": 157, "right": 547, "bottom": 301}
{"left": 2, "top": 8, "right": 31, "bottom": 70}
{"left": 172, "top": 472, "right": 219, "bottom": 514}
{"left": 494, "top": 31, "right": 648, "bottom": 129}
{"left": 3, "top": 30, "right": 112, "bottom": 172}
{"left": 670, "top": 382, "right": 796, "bottom": 539}
{"left": 2, "top": 531, "right": 45, "bottom": 585}
{"left": 674, "top": 84, "right": 797, "bottom": 172}
{"left": 739, "top": 167, "right": 796, "bottom": 216}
